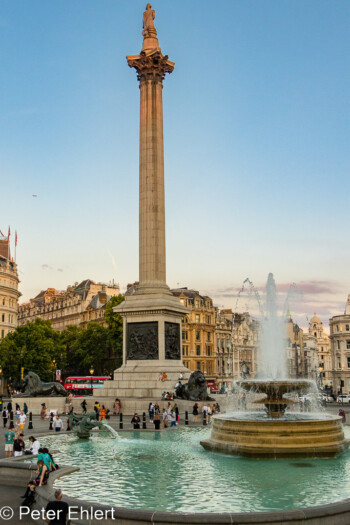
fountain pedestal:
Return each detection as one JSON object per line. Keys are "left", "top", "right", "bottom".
{"left": 201, "top": 380, "right": 349, "bottom": 458}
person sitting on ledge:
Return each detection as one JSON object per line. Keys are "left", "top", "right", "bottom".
{"left": 21, "top": 459, "right": 49, "bottom": 498}
{"left": 25, "top": 436, "right": 40, "bottom": 456}
{"left": 131, "top": 413, "right": 141, "bottom": 430}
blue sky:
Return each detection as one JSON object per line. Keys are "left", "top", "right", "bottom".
{"left": 1, "top": 1, "right": 349, "bottom": 329}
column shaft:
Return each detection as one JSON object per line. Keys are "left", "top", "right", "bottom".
{"left": 139, "top": 79, "right": 166, "bottom": 286}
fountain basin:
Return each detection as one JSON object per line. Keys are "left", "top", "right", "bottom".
{"left": 201, "top": 412, "right": 349, "bottom": 458}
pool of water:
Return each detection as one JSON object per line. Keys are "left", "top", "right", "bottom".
{"left": 34, "top": 426, "right": 350, "bottom": 514}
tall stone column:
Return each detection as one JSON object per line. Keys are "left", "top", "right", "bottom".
{"left": 127, "top": 50, "right": 174, "bottom": 291}
{"left": 99, "top": 5, "right": 190, "bottom": 402}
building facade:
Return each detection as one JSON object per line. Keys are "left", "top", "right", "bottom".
{"left": 304, "top": 313, "right": 332, "bottom": 389}
{"left": 330, "top": 296, "right": 350, "bottom": 395}
{"left": 0, "top": 235, "right": 21, "bottom": 339}
{"left": 18, "top": 280, "right": 120, "bottom": 331}
{"left": 171, "top": 288, "right": 216, "bottom": 382}
{"left": 215, "top": 309, "right": 234, "bottom": 388}
{"left": 232, "top": 313, "right": 259, "bottom": 381}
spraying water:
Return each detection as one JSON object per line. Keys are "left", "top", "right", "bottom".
{"left": 103, "top": 423, "right": 120, "bottom": 439}
{"left": 258, "top": 273, "right": 287, "bottom": 378}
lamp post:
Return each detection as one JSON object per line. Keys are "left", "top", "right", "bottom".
{"left": 89, "top": 366, "right": 94, "bottom": 397}
{"left": 0, "top": 365, "right": 2, "bottom": 396}
{"left": 52, "top": 359, "right": 56, "bottom": 382}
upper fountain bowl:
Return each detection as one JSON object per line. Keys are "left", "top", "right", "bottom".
{"left": 237, "top": 379, "right": 314, "bottom": 397}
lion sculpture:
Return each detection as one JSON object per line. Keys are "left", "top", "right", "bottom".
{"left": 175, "top": 370, "right": 214, "bottom": 401}
{"left": 14, "top": 371, "right": 68, "bottom": 397}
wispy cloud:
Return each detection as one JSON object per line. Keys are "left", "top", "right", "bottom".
{"left": 41, "top": 264, "right": 52, "bottom": 270}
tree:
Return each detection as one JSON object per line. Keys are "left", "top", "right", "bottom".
{"left": 105, "top": 294, "right": 124, "bottom": 368}
{"left": 0, "top": 319, "right": 64, "bottom": 382}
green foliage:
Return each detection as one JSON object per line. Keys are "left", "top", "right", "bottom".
{"left": 0, "top": 295, "right": 125, "bottom": 382}
{"left": 0, "top": 318, "right": 64, "bottom": 382}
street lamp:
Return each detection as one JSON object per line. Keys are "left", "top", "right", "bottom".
{"left": 0, "top": 365, "right": 2, "bottom": 396}
{"left": 89, "top": 366, "right": 94, "bottom": 396}
{"left": 52, "top": 359, "right": 56, "bottom": 382}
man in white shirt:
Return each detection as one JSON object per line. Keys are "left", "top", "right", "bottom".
{"left": 53, "top": 415, "right": 64, "bottom": 432}
{"left": 18, "top": 411, "right": 27, "bottom": 433}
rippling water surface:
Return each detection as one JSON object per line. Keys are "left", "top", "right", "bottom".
{"left": 35, "top": 426, "right": 350, "bottom": 513}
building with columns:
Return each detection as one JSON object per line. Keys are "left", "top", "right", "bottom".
{"left": 215, "top": 309, "right": 234, "bottom": 388}
{"left": 0, "top": 234, "right": 21, "bottom": 339}
{"left": 330, "top": 296, "right": 350, "bottom": 394}
{"left": 304, "top": 313, "right": 332, "bottom": 389}
{"left": 171, "top": 288, "right": 216, "bottom": 382}
{"left": 232, "top": 313, "right": 259, "bottom": 380}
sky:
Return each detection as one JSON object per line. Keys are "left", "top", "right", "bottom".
{"left": 1, "top": 0, "right": 349, "bottom": 331}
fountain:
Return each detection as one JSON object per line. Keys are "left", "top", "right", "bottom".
{"left": 68, "top": 413, "right": 119, "bottom": 440}
{"left": 201, "top": 273, "right": 349, "bottom": 458}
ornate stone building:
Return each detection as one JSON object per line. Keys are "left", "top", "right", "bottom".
{"left": 329, "top": 296, "right": 350, "bottom": 395}
{"left": 215, "top": 309, "right": 234, "bottom": 388}
{"left": 0, "top": 234, "right": 21, "bottom": 339}
{"left": 171, "top": 288, "right": 216, "bottom": 382}
{"left": 18, "top": 280, "right": 120, "bottom": 331}
{"left": 303, "top": 313, "right": 332, "bottom": 389}
{"left": 232, "top": 313, "right": 259, "bottom": 380}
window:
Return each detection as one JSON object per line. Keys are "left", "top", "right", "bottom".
{"left": 337, "top": 341, "right": 340, "bottom": 350}
{"left": 347, "top": 341, "right": 350, "bottom": 350}
{"left": 195, "top": 300, "right": 199, "bottom": 308}
{"left": 196, "top": 361, "right": 201, "bottom": 370}
{"left": 1, "top": 329, "right": 4, "bottom": 338}
{"left": 338, "top": 358, "right": 341, "bottom": 369}
{"left": 207, "top": 332, "right": 211, "bottom": 342}
{"left": 337, "top": 325, "right": 339, "bottom": 332}
{"left": 1, "top": 314, "right": 4, "bottom": 323}
{"left": 206, "top": 346, "right": 211, "bottom": 356}
{"left": 347, "top": 357, "right": 350, "bottom": 369}
{"left": 196, "top": 345, "right": 201, "bottom": 356}
{"left": 346, "top": 325, "right": 350, "bottom": 332}
{"left": 195, "top": 331, "right": 200, "bottom": 341}
{"left": 195, "top": 314, "right": 200, "bottom": 323}
{"left": 313, "top": 324, "right": 317, "bottom": 328}
{"left": 314, "top": 332, "right": 317, "bottom": 337}
{"left": 183, "top": 346, "right": 188, "bottom": 356}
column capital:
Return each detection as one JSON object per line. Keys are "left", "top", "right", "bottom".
{"left": 127, "top": 50, "right": 175, "bottom": 83}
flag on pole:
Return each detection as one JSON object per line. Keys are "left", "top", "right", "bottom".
{"left": 8, "top": 225, "right": 10, "bottom": 238}
{"left": 0, "top": 230, "right": 4, "bottom": 237}
{"left": 15, "top": 231, "right": 18, "bottom": 247}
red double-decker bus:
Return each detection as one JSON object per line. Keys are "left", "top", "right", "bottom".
{"left": 64, "top": 376, "right": 111, "bottom": 396}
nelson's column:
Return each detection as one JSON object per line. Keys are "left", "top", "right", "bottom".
{"left": 100, "top": 4, "right": 189, "bottom": 400}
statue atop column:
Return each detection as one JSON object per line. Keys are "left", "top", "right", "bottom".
{"left": 142, "top": 3, "right": 157, "bottom": 39}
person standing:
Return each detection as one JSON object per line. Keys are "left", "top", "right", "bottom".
{"left": 23, "top": 403, "right": 28, "bottom": 415}
{"left": 173, "top": 403, "right": 179, "bottom": 422}
{"left": 169, "top": 410, "right": 177, "bottom": 427}
{"left": 13, "top": 433, "right": 25, "bottom": 457}
{"left": 81, "top": 399, "right": 87, "bottom": 414}
{"left": 45, "top": 488, "right": 69, "bottom": 525}
{"left": 192, "top": 403, "right": 199, "bottom": 423}
{"left": 18, "top": 410, "right": 27, "bottom": 433}
{"left": 7, "top": 400, "right": 12, "bottom": 413}
{"left": 154, "top": 413, "right": 161, "bottom": 430}
{"left": 2, "top": 407, "right": 8, "bottom": 428}
{"left": 41, "top": 403, "right": 47, "bottom": 420}
{"left": 114, "top": 398, "right": 121, "bottom": 415}
{"left": 131, "top": 413, "right": 141, "bottom": 429}
{"left": 100, "top": 405, "right": 107, "bottom": 420}
{"left": 53, "top": 415, "right": 63, "bottom": 432}
{"left": 4, "top": 428, "right": 15, "bottom": 457}
{"left": 94, "top": 401, "right": 100, "bottom": 420}
{"left": 162, "top": 409, "right": 169, "bottom": 428}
